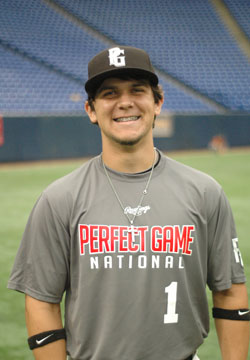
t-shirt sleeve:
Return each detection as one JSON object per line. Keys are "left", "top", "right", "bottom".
{"left": 206, "top": 187, "right": 246, "bottom": 291}
{"left": 8, "top": 191, "right": 70, "bottom": 303}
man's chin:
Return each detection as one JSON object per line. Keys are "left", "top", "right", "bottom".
{"left": 114, "top": 137, "right": 142, "bottom": 147}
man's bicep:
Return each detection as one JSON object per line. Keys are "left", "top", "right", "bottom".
{"left": 212, "top": 283, "right": 249, "bottom": 309}
{"left": 25, "top": 294, "right": 63, "bottom": 336}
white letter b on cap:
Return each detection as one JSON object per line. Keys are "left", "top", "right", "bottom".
{"left": 109, "top": 47, "right": 125, "bottom": 67}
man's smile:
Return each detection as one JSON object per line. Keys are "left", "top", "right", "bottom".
{"left": 113, "top": 115, "right": 141, "bottom": 122}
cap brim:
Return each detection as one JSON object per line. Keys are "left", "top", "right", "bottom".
{"left": 85, "top": 67, "right": 158, "bottom": 94}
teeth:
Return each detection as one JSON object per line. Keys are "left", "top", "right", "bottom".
{"left": 114, "top": 116, "right": 140, "bottom": 122}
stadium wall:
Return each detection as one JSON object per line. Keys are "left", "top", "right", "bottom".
{"left": 0, "top": 114, "right": 249, "bottom": 162}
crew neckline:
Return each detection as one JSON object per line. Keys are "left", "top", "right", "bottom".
{"left": 97, "top": 148, "right": 165, "bottom": 182}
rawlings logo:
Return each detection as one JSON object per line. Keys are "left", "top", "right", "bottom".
{"left": 124, "top": 205, "right": 150, "bottom": 216}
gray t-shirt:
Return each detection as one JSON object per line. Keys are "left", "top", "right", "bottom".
{"left": 8, "top": 152, "right": 246, "bottom": 360}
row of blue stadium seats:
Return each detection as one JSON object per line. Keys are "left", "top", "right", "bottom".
{"left": 0, "top": 46, "right": 216, "bottom": 114}
{"left": 0, "top": 0, "right": 250, "bottom": 113}
{"left": 0, "top": 0, "right": 103, "bottom": 82}
{"left": 53, "top": 0, "right": 250, "bottom": 111}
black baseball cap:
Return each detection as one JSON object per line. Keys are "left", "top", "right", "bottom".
{"left": 85, "top": 46, "right": 159, "bottom": 94}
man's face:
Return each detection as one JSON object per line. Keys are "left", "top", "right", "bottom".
{"left": 85, "top": 77, "right": 163, "bottom": 148}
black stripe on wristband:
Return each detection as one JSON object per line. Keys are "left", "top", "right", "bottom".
{"left": 212, "top": 307, "right": 250, "bottom": 321}
{"left": 28, "top": 328, "right": 66, "bottom": 350}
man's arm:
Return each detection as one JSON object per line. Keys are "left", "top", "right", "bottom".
{"left": 25, "top": 295, "right": 67, "bottom": 360}
{"left": 212, "top": 283, "right": 249, "bottom": 360}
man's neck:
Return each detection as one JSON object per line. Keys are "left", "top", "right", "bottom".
{"left": 102, "top": 142, "right": 156, "bottom": 173}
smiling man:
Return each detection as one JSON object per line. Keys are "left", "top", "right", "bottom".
{"left": 8, "top": 46, "right": 249, "bottom": 360}
{"left": 86, "top": 78, "right": 161, "bottom": 149}
{"left": 84, "top": 47, "right": 164, "bottom": 173}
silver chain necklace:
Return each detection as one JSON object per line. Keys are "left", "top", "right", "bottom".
{"left": 102, "top": 148, "right": 157, "bottom": 240}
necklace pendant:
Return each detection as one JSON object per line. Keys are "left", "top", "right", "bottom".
{"left": 128, "top": 225, "right": 136, "bottom": 243}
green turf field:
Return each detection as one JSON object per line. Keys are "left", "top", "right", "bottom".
{"left": 1, "top": 150, "right": 249, "bottom": 359}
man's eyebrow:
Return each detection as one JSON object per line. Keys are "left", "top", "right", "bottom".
{"left": 96, "top": 80, "right": 149, "bottom": 95}
{"left": 96, "top": 85, "right": 116, "bottom": 95}
{"left": 131, "top": 81, "right": 148, "bottom": 87}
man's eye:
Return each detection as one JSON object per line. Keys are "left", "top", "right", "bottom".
{"left": 103, "top": 90, "right": 115, "bottom": 97}
{"left": 133, "top": 87, "right": 144, "bottom": 93}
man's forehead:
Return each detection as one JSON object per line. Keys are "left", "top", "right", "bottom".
{"left": 97, "top": 77, "right": 150, "bottom": 91}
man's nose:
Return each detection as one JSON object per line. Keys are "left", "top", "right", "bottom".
{"left": 117, "top": 93, "right": 134, "bottom": 109}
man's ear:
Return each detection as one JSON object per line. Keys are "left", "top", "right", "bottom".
{"left": 85, "top": 101, "right": 98, "bottom": 124}
{"left": 154, "top": 96, "right": 164, "bottom": 117}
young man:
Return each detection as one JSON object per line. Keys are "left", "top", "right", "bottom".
{"left": 8, "top": 46, "right": 249, "bottom": 360}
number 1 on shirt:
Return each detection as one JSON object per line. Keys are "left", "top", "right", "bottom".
{"left": 164, "top": 281, "right": 179, "bottom": 324}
